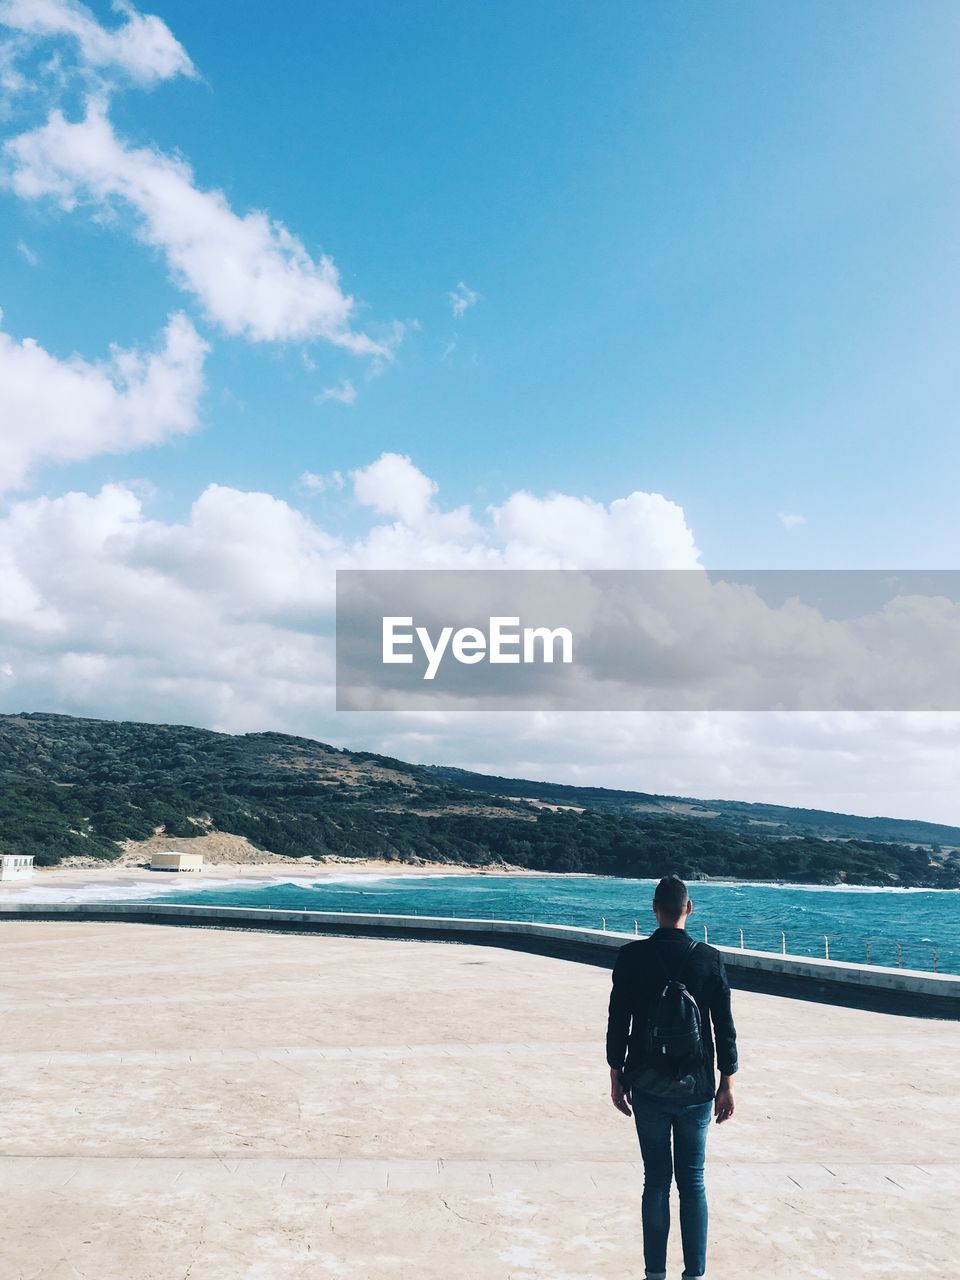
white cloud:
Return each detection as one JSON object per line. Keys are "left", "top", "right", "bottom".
{"left": 0, "top": 308, "right": 206, "bottom": 492}
{"left": 351, "top": 452, "right": 440, "bottom": 527}
{"left": 5, "top": 103, "right": 392, "bottom": 353}
{"left": 0, "top": 37, "right": 28, "bottom": 105}
{"left": 298, "top": 469, "right": 344, "bottom": 495}
{"left": 0, "top": 461, "right": 958, "bottom": 820}
{"left": 0, "top": 484, "right": 338, "bottom": 728}
{"left": 778, "top": 511, "right": 807, "bottom": 529}
{"left": 448, "top": 281, "right": 478, "bottom": 317}
{"left": 15, "top": 237, "right": 37, "bottom": 263}
{"left": 314, "top": 378, "right": 356, "bottom": 407}
{"left": 492, "top": 489, "right": 701, "bottom": 569}
{"left": 0, "top": 454, "right": 700, "bottom": 653}
{"left": 359, "top": 710, "right": 960, "bottom": 826}
{"left": 0, "top": 0, "right": 195, "bottom": 86}
{"left": 122, "top": 482, "right": 341, "bottom": 624}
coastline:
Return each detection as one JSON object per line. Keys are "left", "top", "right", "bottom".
{"left": 3, "top": 856, "right": 544, "bottom": 897}
{"left": 4, "top": 860, "right": 958, "bottom": 974}
{"left": 5, "top": 861, "right": 959, "bottom": 897}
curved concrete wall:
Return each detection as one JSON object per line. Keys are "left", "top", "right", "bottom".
{"left": 2, "top": 900, "right": 957, "bottom": 1019}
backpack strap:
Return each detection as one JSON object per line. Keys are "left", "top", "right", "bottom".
{"left": 677, "top": 938, "right": 699, "bottom": 983}
{"left": 651, "top": 935, "right": 699, "bottom": 985}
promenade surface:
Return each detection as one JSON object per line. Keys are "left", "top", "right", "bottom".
{"left": 1, "top": 921, "right": 958, "bottom": 1279}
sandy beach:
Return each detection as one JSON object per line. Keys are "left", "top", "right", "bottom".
{"left": 3, "top": 842, "right": 543, "bottom": 899}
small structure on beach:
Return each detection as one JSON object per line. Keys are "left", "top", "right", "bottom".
{"left": 149, "top": 851, "right": 204, "bottom": 873}
{"left": 0, "top": 854, "right": 34, "bottom": 881}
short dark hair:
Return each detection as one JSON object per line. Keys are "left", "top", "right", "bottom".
{"left": 653, "top": 874, "right": 689, "bottom": 921}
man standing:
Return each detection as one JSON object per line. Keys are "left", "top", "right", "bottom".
{"left": 606, "top": 875, "right": 738, "bottom": 1280}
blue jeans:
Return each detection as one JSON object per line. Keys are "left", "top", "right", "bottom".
{"left": 631, "top": 1088, "right": 712, "bottom": 1279}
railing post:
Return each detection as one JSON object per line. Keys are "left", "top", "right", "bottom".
{"left": 781, "top": 931, "right": 786, "bottom": 955}
{"left": 702, "top": 925, "right": 708, "bottom": 943}
{"left": 897, "top": 942, "right": 903, "bottom": 968}
{"left": 601, "top": 916, "right": 606, "bottom": 932}
{"left": 739, "top": 927, "right": 744, "bottom": 951}
{"left": 824, "top": 935, "right": 830, "bottom": 960}
{"left": 634, "top": 919, "right": 639, "bottom": 935}
{"left": 865, "top": 939, "right": 871, "bottom": 965}
{"left": 933, "top": 947, "right": 939, "bottom": 973}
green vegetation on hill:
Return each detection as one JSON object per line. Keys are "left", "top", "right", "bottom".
{"left": 429, "top": 766, "right": 960, "bottom": 847}
{"left": 0, "top": 712, "right": 957, "bottom": 888}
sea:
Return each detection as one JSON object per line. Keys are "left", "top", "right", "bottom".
{"left": 94, "top": 871, "right": 960, "bottom": 975}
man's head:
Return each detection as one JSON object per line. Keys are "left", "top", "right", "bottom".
{"left": 652, "top": 874, "right": 692, "bottom": 928}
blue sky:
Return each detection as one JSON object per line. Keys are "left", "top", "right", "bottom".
{"left": 2, "top": 0, "right": 960, "bottom": 819}
{"left": 4, "top": 0, "right": 960, "bottom": 562}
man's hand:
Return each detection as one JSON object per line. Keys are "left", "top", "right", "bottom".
{"left": 714, "top": 1077, "right": 735, "bottom": 1124}
{"left": 610, "top": 1066, "right": 632, "bottom": 1117}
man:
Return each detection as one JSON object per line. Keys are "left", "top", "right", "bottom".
{"left": 606, "top": 875, "right": 738, "bottom": 1280}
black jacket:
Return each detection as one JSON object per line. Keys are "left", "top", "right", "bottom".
{"left": 606, "top": 927, "right": 738, "bottom": 1102}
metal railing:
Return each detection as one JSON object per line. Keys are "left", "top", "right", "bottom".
{"left": 145, "top": 897, "right": 960, "bottom": 976}
{"left": 592, "top": 915, "right": 956, "bottom": 974}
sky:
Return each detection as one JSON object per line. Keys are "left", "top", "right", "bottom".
{"left": 1, "top": 0, "right": 960, "bottom": 822}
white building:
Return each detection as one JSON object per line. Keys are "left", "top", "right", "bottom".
{"left": 0, "top": 854, "right": 34, "bottom": 881}
{"left": 149, "top": 851, "right": 204, "bottom": 873}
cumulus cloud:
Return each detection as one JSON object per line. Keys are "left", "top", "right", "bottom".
{"left": 122, "top": 483, "right": 341, "bottom": 628}
{"left": 778, "top": 511, "right": 807, "bottom": 529}
{"left": 448, "top": 281, "right": 478, "bottom": 317}
{"left": 0, "top": 308, "right": 206, "bottom": 492}
{"left": 351, "top": 452, "right": 440, "bottom": 527}
{"left": 15, "top": 237, "right": 37, "bottom": 263}
{"left": 492, "top": 489, "right": 701, "bottom": 569}
{"left": 0, "top": 483, "right": 338, "bottom": 733}
{"left": 345, "top": 458, "right": 702, "bottom": 571}
{"left": 0, "top": 0, "right": 194, "bottom": 86}
{"left": 0, "top": 455, "right": 701, "bottom": 657}
{"left": 5, "top": 103, "right": 391, "bottom": 353}
{"left": 360, "top": 709, "right": 960, "bottom": 826}
{"left": 0, "top": 467, "right": 957, "bottom": 821}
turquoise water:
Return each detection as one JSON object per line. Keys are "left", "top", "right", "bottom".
{"left": 135, "top": 872, "right": 960, "bottom": 975}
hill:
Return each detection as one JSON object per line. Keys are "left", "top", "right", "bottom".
{"left": 1, "top": 712, "right": 957, "bottom": 888}
{"left": 428, "top": 766, "right": 960, "bottom": 847}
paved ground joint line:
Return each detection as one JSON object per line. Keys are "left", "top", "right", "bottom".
{"left": 1, "top": 1155, "right": 956, "bottom": 1196}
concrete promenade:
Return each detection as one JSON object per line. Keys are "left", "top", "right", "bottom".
{"left": 2, "top": 920, "right": 959, "bottom": 1278}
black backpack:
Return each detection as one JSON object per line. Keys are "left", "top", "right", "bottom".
{"left": 644, "top": 939, "right": 705, "bottom": 1080}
